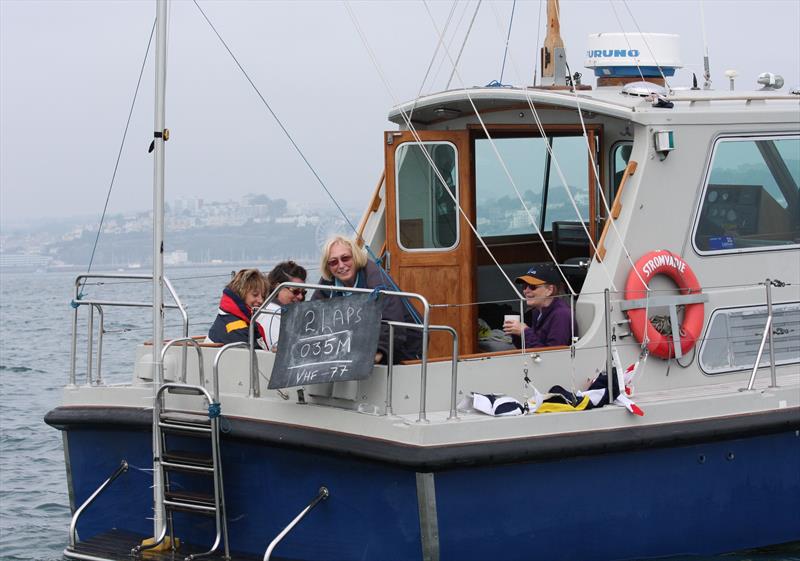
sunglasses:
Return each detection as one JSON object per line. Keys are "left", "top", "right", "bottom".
{"left": 286, "top": 287, "right": 306, "bottom": 298}
{"left": 327, "top": 254, "right": 353, "bottom": 268}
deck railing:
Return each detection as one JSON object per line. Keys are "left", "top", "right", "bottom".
{"left": 69, "top": 274, "right": 188, "bottom": 386}
{"left": 249, "top": 282, "right": 465, "bottom": 420}
{"left": 384, "top": 321, "right": 459, "bottom": 421}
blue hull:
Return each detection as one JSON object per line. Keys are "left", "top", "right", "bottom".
{"left": 65, "top": 425, "right": 800, "bottom": 561}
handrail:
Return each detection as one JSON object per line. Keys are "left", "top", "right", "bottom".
{"left": 385, "top": 321, "right": 459, "bottom": 422}
{"left": 93, "top": 305, "right": 104, "bottom": 385}
{"left": 160, "top": 337, "right": 204, "bottom": 386}
{"left": 667, "top": 93, "right": 800, "bottom": 102}
{"left": 69, "top": 273, "right": 189, "bottom": 386}
{"left": 249, "top": 282, "right": 430, "bottom": 400}
{"left": 604, "top": 289, "right": 615, "bottom": 402}
{"left": 84, "top": 304, "right": 105, "bottom": 386}
{"left": 68, "top": 460, "right": 128, "bottom": 550}
{"left": 744, "top": 279, "right": 780, "bottom": 391}
{"left": 213, "top": 342, "right": 248, "bottom": 402}
{"left": 263, "top": 487, "right": 329, "bottom": 561}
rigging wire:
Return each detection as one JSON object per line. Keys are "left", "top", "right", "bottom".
{"left": 620, "top": 0, "right": 673, "bottom": 91}
{"left": 408, "top": 0, "right": 459, "bottom": 122}
{"left": 343, "top": 0, "right": 524, "bottom": 299}
{"left": 607, "top": 1, "right": 648, "bottom": 85}
{"left": 421, "top": 0, "right": 581, "bottom": 295}
{"left": 605, "top": 0, "right": 664, "bottom": 364}
{"left": 446, "top": 1, "right": 482, "bottom": 91}
{"left": 438, "top": 0, "right": 626, "bottom": 294}
{"left": 194, "top": 0, "right": 422, "bottom": 323}
{"left": 497, "top": 0, "right": 516, "bottom": 85}
{"left": 489, "top": 3, "right": 646, "bottom": 291}
{"left": 429, "top": 0, "right": 471, "bottom": 90}
{"left": 560, "top": 67, "right": 649, "bottom": 290}
{"left": 531, "top": 0, "right": 543, "bottom": 87}
{"left": 486, "top": 2, "right": 611, "bottom": 291}
{"left": 79, "top": 19, "right": 156, "bottom": 298}
{"left": 191, "top": 0, "right": 360, "bottom": 239}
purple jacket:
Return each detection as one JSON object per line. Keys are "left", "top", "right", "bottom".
{"left": 512, "top": 296, "right": 574, "bottom": 349}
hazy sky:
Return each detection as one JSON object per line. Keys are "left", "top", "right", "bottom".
{"left": 2, "top": 0, "right": 798, "bottom": 230}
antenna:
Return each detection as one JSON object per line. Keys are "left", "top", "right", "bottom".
{"left": 724, "top": 69, "right": 738, "bottom": 91}
{"left": 699, "top": 0, "right": 712, "bottom": 89}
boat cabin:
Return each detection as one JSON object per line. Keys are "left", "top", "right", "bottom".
{"left": 357, "top": 85, "right": 800, "bottom": 359}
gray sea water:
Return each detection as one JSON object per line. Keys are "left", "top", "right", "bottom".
{"left": 1, "top": 266, "right": 798, "bottom": 561}
{"left": 0, "top": 267, "right": 230, "bottom": 560}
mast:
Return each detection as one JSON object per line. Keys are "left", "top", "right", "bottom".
{"left": 539, "top": 0, "right": 566, "bottom": 87}
{"left": 151, "top": 0, "right": 168, "bottom": 539}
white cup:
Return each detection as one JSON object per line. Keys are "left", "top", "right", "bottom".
{"left": 504, "top": 314, "right": 520, "bottom": 324}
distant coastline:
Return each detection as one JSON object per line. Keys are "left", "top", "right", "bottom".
{"left": 0, "top": 259, "right": 318, "bottom": 275}
{"left": 0, "top": 194, "right": 354, "bottom": 272}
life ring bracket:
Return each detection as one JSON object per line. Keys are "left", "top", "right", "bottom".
{"left": 618, "top": 293, "right": 708, "bottom": 312}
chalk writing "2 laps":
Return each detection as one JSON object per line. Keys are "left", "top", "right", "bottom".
{"left": 268, "top": 292, "right": 381, "bottom": 389}
{"left": 301, "top": 306, "right": 362, "bottom": 336}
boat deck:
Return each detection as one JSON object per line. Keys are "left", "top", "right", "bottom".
{"left": 66, "top": 529, "right": 261, "bottom": 561}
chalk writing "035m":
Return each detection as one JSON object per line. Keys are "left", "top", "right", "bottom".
{"left": 290, "top": 330, "right": 352, "bottom": 366}
{"left": 298, "top": 333, "right": 351, "bottom": 358}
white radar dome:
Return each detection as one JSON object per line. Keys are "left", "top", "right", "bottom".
{"left": 584, "top": 33, "right": 682, "bottom": 78}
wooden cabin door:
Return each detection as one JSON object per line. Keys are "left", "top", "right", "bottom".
{"left": 384, "top": 130, "right": 476, "bottom": 358}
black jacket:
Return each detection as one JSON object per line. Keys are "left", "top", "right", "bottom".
{"left": 207, "top": 288, "right": 267, "bottom": 349}
{"left": 311, "top": 260, "right": 422, "bottom": 363}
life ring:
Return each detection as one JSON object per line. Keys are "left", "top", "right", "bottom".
{"left": 624, "top": 250, "right": 704, "bottom": 359}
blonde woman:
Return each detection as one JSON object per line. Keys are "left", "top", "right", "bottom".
{"left": 207, "top": 269, "right": 269, "bottom": 348}
{"left": 311, "top": 236, "right": 421, "bottom": 363}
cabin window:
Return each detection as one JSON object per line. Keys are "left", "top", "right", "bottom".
{"left": 395, "top": 142, "right": 459, "bottom": 250}
{"left": 699, "top": 302, "right": 800, "bottom": 374}
{"left": 694, "top": 136, "right": 800, "bottom": 254}
{"left": 475, "top": 135, "right": 590, "bottom": 237}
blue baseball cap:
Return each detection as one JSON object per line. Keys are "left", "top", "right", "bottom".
{"left": 515, "top": 263, "right": 562, "bottom": 286}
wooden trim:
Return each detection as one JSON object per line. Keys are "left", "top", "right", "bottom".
{"left": 611, "top": 160, "right": 637, "bottom": 219}
{"left": 356, "top": 171, "right": 385, "bottom": 243}
{"left": 400, "top": 345, "right": 569, "bottom": 365}
{"left": 587, "top": 131, "right": 598, "bottom": 242}
{"left": 597, "top": 76, "right": 665, "bottom": 87}
{"left": 596, "top": 160, "right": 637, "bottom": 262}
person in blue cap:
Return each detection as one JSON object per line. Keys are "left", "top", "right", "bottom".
{"left": 503, "top": 263, "right": 575, "bottom": 349}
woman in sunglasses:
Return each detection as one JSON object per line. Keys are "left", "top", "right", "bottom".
{"left": 312, "top": 236, "right": 421, "bottom": 364}
{"left": 257, "top": 261, "right": 308, "bottom": 351}
{"left": 503, "top": 263, "right": 574, "bottom": 349}
{"left": 207, "top": 268, "right": 270, "bottom": 348}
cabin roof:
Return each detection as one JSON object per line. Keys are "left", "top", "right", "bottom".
{"left": 388, "top": 86, "right": 800, "bottom": 127}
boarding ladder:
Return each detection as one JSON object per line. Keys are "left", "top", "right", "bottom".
{"left": 135, "top": 339, "right": 230, "bottom": 560}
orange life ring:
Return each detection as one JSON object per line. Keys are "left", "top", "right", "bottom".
{"left": 624, "top": 250, "right": 705, "bottom": 359}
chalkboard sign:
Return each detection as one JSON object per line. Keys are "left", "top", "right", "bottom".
{"left": 268, "top": 292, "right": 382, "bottom": 389}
